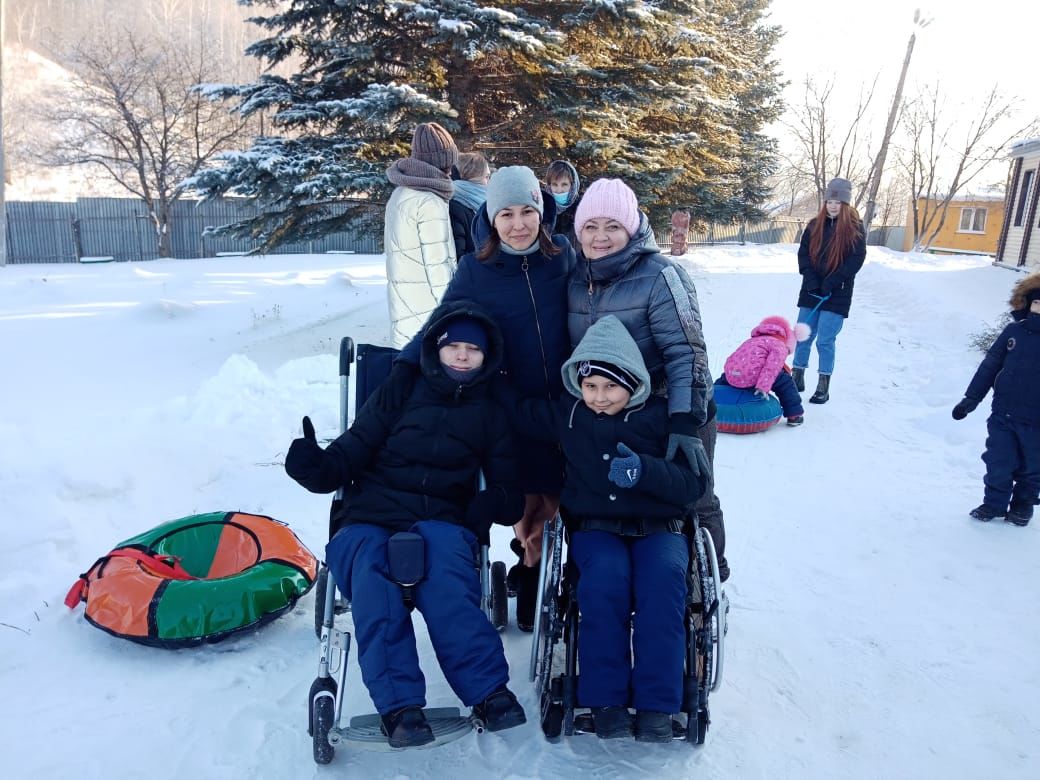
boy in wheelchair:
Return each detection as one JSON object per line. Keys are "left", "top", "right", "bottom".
{"left": 285, "top": 301, "right": 527, "bottom": 748}
{"left": 497, "top": 315, "right": 707, "bottom": 742}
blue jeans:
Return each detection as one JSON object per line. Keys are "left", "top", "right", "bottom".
{"left": 324, "top": 520, "right": 509, "bottom": 714}
{"left": 792, "top": 308, "right": 845, "bottom": 375}
{"left": 571, "top": 530, "right": 689, "bottom": 713}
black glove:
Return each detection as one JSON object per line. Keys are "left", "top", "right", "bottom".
{"left": 377, "top": 361, "right": 420, "bottom": 414}
{"left": 666, "top": 412, "right": 710, "bottom": 479}
{"left": 952, "top": 398, "right": 979, "bottom": 420}
{"left": 466, "top": 487, "right": 525, "bottom": 533}
{"left": 285, "top": 416, "right": 339, "bottom": 493}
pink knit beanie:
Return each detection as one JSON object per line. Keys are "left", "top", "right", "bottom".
{"left": 574, "top": 178, "right": 641, "bottom": 238}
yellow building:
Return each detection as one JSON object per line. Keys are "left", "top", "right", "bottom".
{"left": 902, "top": 193, "right": 1005, "bottom": 255}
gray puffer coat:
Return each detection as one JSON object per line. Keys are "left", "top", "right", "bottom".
{"left": 567, "top": 214, "right": 712, "bottom": 424}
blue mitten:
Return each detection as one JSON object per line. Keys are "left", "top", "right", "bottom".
{"left": 608, "top": 443, "right": 642, "bottom": 489}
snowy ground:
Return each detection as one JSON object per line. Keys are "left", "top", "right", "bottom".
{"left": 1, "top": 245, "right": 1037, "bottom": 779}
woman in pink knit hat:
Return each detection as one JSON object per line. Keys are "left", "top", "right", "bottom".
{"left": 566, "top": 178, "right": 729, "bottom": 582}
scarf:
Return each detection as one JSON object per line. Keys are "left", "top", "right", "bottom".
{"left": 386, "top": 158, "right": 455, "bottom": 201}
{"left": 452, "top": 180, "right": 486, "bottom": 212}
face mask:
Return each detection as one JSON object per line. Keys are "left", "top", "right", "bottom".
{"left": 552, "top": 192, "right": 570, "bottom": 207}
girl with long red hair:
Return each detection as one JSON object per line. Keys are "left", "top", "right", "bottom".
{"left": 792, "top": 178, "right": 867, "bottom": 403}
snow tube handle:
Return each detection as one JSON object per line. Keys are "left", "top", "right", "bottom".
{"left": 64, "top": 548, "right": 198, "bottom": 609}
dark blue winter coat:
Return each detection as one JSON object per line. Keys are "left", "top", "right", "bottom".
{"left": 796, "top": 216, "right": 867, "bottom": 318}
{"left": 320, "top": 302, "right": 520, "bottom": 537}
{"left": 567, "top": 214, "right": 712, "bottom": 425}
{"left": 964, "top": 314, "right": 1040, "bottom": 424}
{"left": 401, "top": 196, "right": 576, "bottom": 493}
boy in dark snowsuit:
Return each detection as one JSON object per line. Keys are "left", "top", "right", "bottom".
{"left": 285, "top": 301, "right": 526, "bottom": 747}
{"left": 953, "top": 273, "right": 1040, "bottom": 526}
{"left": 497, "top": 315, "right": 705, "bottom": 742}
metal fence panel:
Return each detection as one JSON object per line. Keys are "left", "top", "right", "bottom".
{"left": 7, "top": 201, "right": 78, "bottom": 264}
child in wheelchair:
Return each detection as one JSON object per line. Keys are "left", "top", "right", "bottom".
{"left": 285, "top": 301, "right": 527, "bottom": 748}
{"left": 497, "top": 315, "right": 707, "bottom": 742}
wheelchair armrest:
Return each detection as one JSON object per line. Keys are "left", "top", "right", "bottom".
{"left": 387, "top": 531, "right": 425, "bottom": 586}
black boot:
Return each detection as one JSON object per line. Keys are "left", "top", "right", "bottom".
{"left": 472, "top": 687, "right": 526, "bottom": 732}
{"left": 514, "top": 562, "right": 540, "bottom": 632}
{"left": 380, "top": 705, "right": 435, "bottom": 748}
{"left": 634, "top": 711, "right": 674, "bottom": 743}
{"left": 809, "top": 374, "right": 830, "bottom": 404}
{"left": 969, "top": 504, "right": 1004, "bottom": 522}
{"left": 1006, "top": 502, "right": 1034, "bottom": 526}
{"left": 792, "top": 367, "right": 805, "bottom": 392}
{"left": 590, "top": 706, "right": 633, "bottom": 739}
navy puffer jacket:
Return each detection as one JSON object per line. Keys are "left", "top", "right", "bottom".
{"left": 567, "top": 214, "right": 712, "bottom": 425}
{"left": 400, "top": 195, "right": 576, "bottom": 493}
{"left": 964, "top": 314, "right": 1040, "bottom": 424}
{"left": 325, "top": 302, "right": 519, "bottom": 536}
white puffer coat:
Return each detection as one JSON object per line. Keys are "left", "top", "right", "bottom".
{"left": 384, "top": 186, "right": 457, "bottom": 348}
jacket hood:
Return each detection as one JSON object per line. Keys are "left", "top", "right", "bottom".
{"left": 561, "top": 315, "right": 651, "bottom": 409}
{"left": 752, "top": 315, "right": 811, "bottom": 354}
{"left": 420, "top": 300, "right": 505, "bottom": 391}
{"left": 471, "top": 187, "right": 559, "bottom": 252}
{"left": 1009, "top": 272, "right": 1040, "bottom": 316}
{"left": 547, "top": 160, "right": 581, "bottom": 210}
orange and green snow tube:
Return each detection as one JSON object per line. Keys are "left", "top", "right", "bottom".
{"left": 65, "top": 512, "right": 318, "bottom": 648}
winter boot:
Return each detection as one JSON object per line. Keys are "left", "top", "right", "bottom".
{"left": 505, "top": 538, "right": 524, "bottom": 597}
{"left": 472, "top": 687, "right": 526, "bottom": 732}
{"left": 634, "top": 711, "right": 674, "bottom": 743}
{"left": 380, "top": 705, "right": 435, "bottom": 748}
{"left": 514, "top": 562, "right": 540, "bottom": 632}
{"left": 590, "top": 706, "right": 633, "bottom": 739}
{"left": 786, "top": 415, "right": 804, "bottom": 427}
{"left": 1006, "top": 502, "right": 1034, "bottom": 527}
{"left": 792, "top": 367, "right": 806, "bottom": 393}
{"left": 969, "top": 504, "right": 1005, "bottom": 522}
{"left": 809, "top": 374, "right": 830, "bottom": 404}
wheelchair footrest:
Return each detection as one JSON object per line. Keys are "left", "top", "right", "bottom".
{"left": 572, "top": 711, "right": 689, "bottom": 741}
{"left": 335, "top": 707, "right": 473, "bottom": 751}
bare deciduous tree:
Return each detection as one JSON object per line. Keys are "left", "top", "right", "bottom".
{"left": 899, "top": 84, "right": 1040, "bottom": 251}
{"left": 35, "top": 29, "right": 251, "bottom": 256}
{"left": 779, "top": 75, "right": 879, "bottom": 210}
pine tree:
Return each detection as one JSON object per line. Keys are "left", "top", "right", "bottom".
{"left": 188, "top": 0, "right": 783, "bottom": 248}
{"left": 187, "top": 0, "right": 565, "bottom": 247}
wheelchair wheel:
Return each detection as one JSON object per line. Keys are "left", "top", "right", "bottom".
{"left": 308, "top": 677, "right": 337, "bottom": 764}
{"left": 540, "top": 689, "right": 564, "bottom": 740}
{"left": 490, "top": 560, "right": 508, "bottom": 630}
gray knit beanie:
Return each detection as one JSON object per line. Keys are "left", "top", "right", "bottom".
{"left": 485, "top": 166, "right": 544, "bottom": 223}
{"left": 411, "top": 122, "right": 459, "bottom": 171}
{"left": 823, "top": 177, "right": 853, "bottom": 206}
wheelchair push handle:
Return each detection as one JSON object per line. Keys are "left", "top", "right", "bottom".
{"left": 339, "top": 337, "right": 355, "bottom": 378}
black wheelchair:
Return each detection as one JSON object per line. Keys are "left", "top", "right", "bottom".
{"left": 307, "top": 337, "right": 510, "bottom": 763}
{"left": 529, "top": 509, "right": 728, "bottom": 744}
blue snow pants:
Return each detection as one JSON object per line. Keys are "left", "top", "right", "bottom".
{"left": 570, "top": 529, "right": 689, "bottom": 713}
{"left": 324, "top": 520, "right": 509, "bottom": 715}
{"left": 982, "top": 413, "right": 1040, "bottom": 511}
{"left": 772, "top": 370, "right": 804, "bottom": 417}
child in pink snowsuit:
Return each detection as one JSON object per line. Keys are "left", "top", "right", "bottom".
{"left": 722, "top": 316, "right": 810, "bottom": 426}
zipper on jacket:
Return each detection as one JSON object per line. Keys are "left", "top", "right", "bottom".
{"left": 521, "top": 256, "right": 553, "bottom": 399}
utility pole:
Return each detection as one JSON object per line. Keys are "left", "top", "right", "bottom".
{"left": 862, "top": 9, "right": 932, "bottom": 236}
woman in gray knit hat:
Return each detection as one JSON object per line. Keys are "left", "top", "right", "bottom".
{"left": 792, "top": 177, "right": 867, "bottom": 403}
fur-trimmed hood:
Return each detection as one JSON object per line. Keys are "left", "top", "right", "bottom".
{"left": 1009, "top": 272, "right": 1040, "bottom": 317}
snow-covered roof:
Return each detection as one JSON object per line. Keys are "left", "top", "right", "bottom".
{"left": 1009, "top": 137, "right": 1040, "bottom": 158}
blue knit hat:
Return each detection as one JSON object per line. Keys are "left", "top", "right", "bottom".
{"left": 436, "top": 316, "right": 489, "bottom": 353}
{"left": 485, "top": 166, "right": 544, "bottom": 224}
